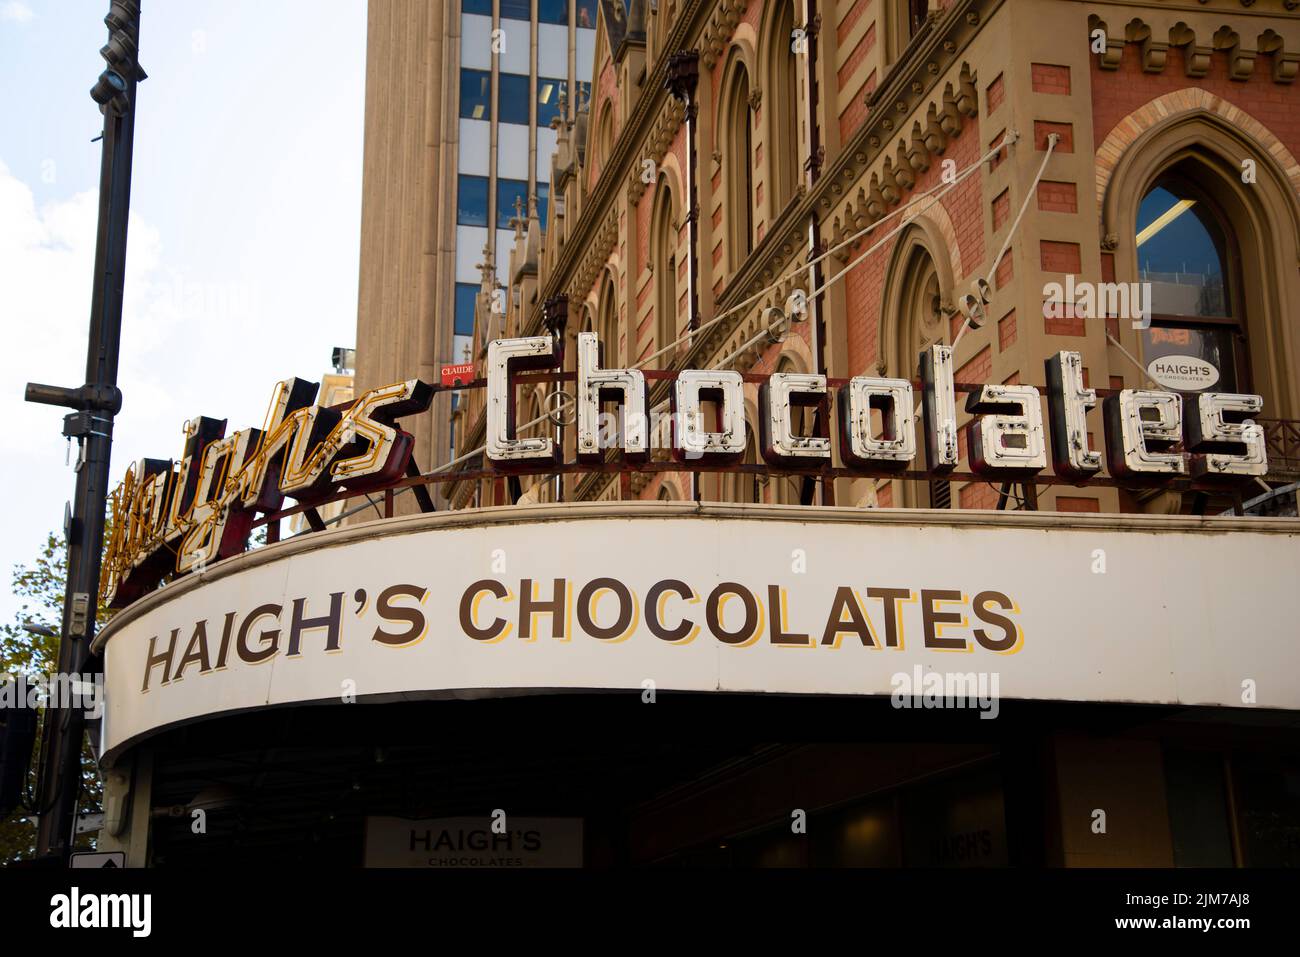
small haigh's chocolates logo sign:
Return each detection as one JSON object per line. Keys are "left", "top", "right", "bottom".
{"left": 103, "top": 336, "right": 1268, "bottom": 610}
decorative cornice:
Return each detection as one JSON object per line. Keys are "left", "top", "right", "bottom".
{"left": 627, "top": 96, "right": 688, "bottom": 203}
{"left": 1089, "top": 13, "right": 1299, "bottom": 82}
{"left": 700, "top": 0, "right": 748, "bottom": 69}
{"left": 567, "top": 207, "right": 621, "bottom": 303}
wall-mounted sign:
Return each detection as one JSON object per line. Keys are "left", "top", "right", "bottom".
{"left": 93, "top": 507, "right": 1300, "bottom": 758}
{"left": 364, "top": 816, "right": 583, "bottom": 867}
{"left": 440, "top": 362, "right": 475, "bottom": 388}
{"left": 102, "top": 338, "right": 1269, "bottom": 611}
{"left": 1147, "top": 354, "right": 1221, "bottom": 392}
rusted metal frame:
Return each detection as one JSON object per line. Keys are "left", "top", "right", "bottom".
{"left": 252, "top": 459, "right": 1262, "bottom": 530}
{"left": 405, "top": 457, "right": 437, "bottom": 513}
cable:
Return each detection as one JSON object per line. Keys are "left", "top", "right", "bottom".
{"left": 320, "top": 132, "right": 1029, "bottom": 526}
{"left": 633, "top": 131, "right": 1018, "bottom": 371}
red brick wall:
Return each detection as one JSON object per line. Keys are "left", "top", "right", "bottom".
{"left": 1040, "top": 240, "right": 1081, "bottom": 274}
{"left": 1056, "top": 495, "right": 1100, "bottom": 513}
{"left": 957, "top": 345, "right": 992, "bottom": 383}
{"left": 1092, "top": 49, "right": 1300, "bottom": 160}
{"left": 1044, "top": 300, "right": 1086, "bottom": 337}
{"left": 986, "top": 73, "right": 1004, "bottom": 115}
{"left": 844, "top": 252, "right": 882, "bottom": 375}
{"left": 959, "top": 482, "right": 998, "bottom": 510}
{"left": 839, "top": 71, "right": 875, "bottom": 141}
{"left": 998, "top": 309, "right": 1017, "bottom": 351}
{"left": 837, "top": 0, "right": 871, "bottom": 46}
{"left": 1030, "top": 63, "right": 1071, "bottom": 95}
{"left": 1033, "top": 120, "right": 1073, "bottom": 152}
{"left": 843, "top": 107, "right": 985, "bottom": 375}
{"left": 992, "top": 189, "right": 1010, "bottom": 231}
{"left": 1036, "top": 180, "right": 1077, "bottom": 213}
{"left": 838, "top": 24, "right": 876, "bottom": 91}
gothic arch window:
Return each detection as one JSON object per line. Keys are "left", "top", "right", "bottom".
{"left": 1101, "top": 109, "right": 1300, "bottom": 422}
{"left": 598, "top": 270, "right": 619, "bottom": 366}
{"left": 651, "top": 178, "right": 678, "bottom": 366}
{"left": 1136, "top": 167, "right": 1247, "bottom": 394}
{"left": 594, "top": 105, "right": 614, "bottom": 180}
{"left": 765, "top": 0, "right": 801, "bottom": 213}
{"left": 721, "top": 56, "right": 756, "bottom": 271}
{"left": 883, "top": 230, "right": 952, "bottom": 508}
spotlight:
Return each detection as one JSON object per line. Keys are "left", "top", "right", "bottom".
{"left": 89, "top": 69, "right": 127, "bottom": 106}
{"left": 99, "top": 32, "right": 137, "bottom": 71}
{"left": 103, "top": 0, "right": 140, "bottom": 34}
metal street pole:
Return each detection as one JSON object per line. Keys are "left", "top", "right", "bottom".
{"left": 25, "top": 0, "right": 144, "bottom": 864}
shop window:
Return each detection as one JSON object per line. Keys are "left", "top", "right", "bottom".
{"left": 1163, "top": 747, "right": 1235, "bottom": 867}
{"left": 899, "top": 765, "right": 1008, "bottom": 867}
{"left": 454, "top": 283, "right": 479, "bottom": 337}
{"left": 811, "top": 796, "right": 899, "bottom": 866}
{"left": 498, "top": 73, "right": 531, "bottom": 125}
{"left": 537, "top": 76, "right": 566, "bottom": 128}
{"left": 497, "top": 178, "right": 530, "bottom": 228}
{"left": 1137, "top": 175, "right": 1246, "bottom": 393}
{"left": 538, "top": 0, "right": 567, "bottom": 24}
{"left": 660, "top": 761, "right": 1006, "bottom": 868}
{"left": 1232, "top": 751, "right": 1300, "bottom": 867}
{"left": 457, "top": 174, "right": 490, "bottom": 226}
{"left": 500, "top": 0, "right": 531, "bottom": 21}
{"left": 460, "top": 69, "right": 491, "bottom": 121}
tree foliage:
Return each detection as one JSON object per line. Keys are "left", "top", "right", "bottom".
{"left": 1, "top": 532, "right": 104, "bottom": 864}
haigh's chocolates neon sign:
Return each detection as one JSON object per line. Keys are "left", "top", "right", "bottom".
{"left": 103, "top": 335, "right": 1267, "bottom": 608}
{"left": 102, "top": 378, "right": 431, "bottom": 607}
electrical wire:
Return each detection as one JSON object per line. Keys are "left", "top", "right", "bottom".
{"left": 318, "top": 130, "right": 1042, "bottom": 527}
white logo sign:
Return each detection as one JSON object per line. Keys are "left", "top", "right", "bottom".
{"left": 1147, "top": 354, "right": 1220, "bottom": 391}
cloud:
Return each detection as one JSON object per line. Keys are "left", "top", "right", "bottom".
{"left": 0, "top": 1, "right": 34, "bottom": 24}
{"left": 0, "top": 159, "right": 169, "bottom": 455}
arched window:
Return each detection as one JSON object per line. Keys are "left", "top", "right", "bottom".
{"left": 597, "top": 271, "right": 619, "bottom": 366}
{"left": 594, "top": 106, "right": 614, "bottom": 181}
{"left": 722, "top": 59, "right": 755, "bottom": 270}
{"left": 1136, "top": 170, "right": 1247, "bottom": 393}
{"left": 766, "top": 0, "right": 801, "bottom": 211}
{"left": 1101, "top": 110, "right": 1300, "bottom": 423}
{"left": 900, "top": 249, "right": 944, "bottom": 350}
{"left": 884, "top": 233, "right": 950, "bottom": 509}
{"left": 651, "top": 180, "right": 678, "bottom": 366}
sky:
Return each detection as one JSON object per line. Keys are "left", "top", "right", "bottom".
{"left": 0, "top": 1, "right": 367, "bottom": 623}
